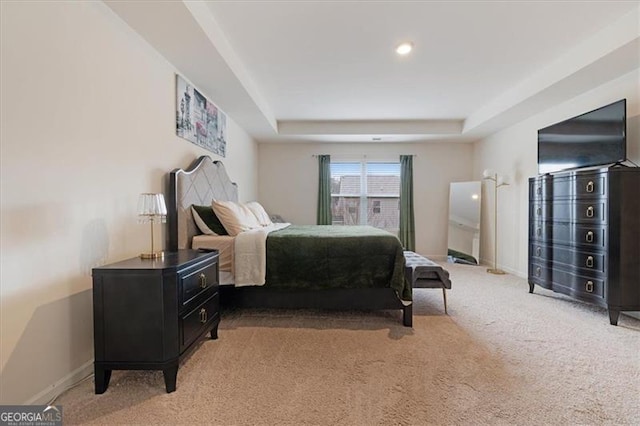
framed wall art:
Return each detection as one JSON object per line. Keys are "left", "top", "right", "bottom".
{"left": 175, "top": 74, "right": 227, "bottom": 157}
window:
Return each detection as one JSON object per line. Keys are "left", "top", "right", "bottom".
{"left": 330, "top": 162, "right": 400, "bottom": 234}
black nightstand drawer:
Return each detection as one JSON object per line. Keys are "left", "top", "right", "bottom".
{"left": 180, "top": 260, "right": 219, "bottom": 307}
{"left": 181, "top": 291, "right": 219, "bottom": 351}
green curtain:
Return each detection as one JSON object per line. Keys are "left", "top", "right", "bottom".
{"left": 399, "top": 155, "right": 415, "bottom": 251}
{"left": 317, "top": 155, "right": 332, "bottom": 225}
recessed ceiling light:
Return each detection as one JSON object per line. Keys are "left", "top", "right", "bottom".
{"left": 396, "top": 42, "right": 414, "bottom": 55}
{"left": 472, "top": 194, "right": 479, "bottom": 200}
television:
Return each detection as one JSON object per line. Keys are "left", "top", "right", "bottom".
{"left": 538, "top": 99, "right": 626, "bottom": 174}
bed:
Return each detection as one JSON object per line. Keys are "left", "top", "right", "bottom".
{"left": 167, "top": 155, "right": 413, "bottom": 326}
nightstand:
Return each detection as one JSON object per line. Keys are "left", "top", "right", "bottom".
{"left": 92, "top": 249, "right": 219, "bottom": 393}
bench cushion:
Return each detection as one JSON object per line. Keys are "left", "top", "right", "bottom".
{"left": 404, "top": 251, "right": 452, "bottom": 290}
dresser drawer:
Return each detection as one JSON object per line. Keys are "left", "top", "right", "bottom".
{"left": 179, "top": 259, "right": 219, "bottom": 307}
{"left": 538, "top": 174, "right": 607, "bottom": 199}
{"left": 551, "top": 176, "right": 572, "bottom": 199}
{"left": 180, "top": 291, "right": 219, "bottom": 351}
{"left": 575, "top": 174, "right": 606, "bottom": 198}
{"left": 574, "top": 225, "right": 606, "bottom": 249}
{"left": 530, "top": 221, "right": 549, "bottom": 242}
{"left": 573, "top": 201, "right": 607, "bottom": 223}
{"left": 529, "top": 263, "right": 550, "bottom": 284}
{"left": 530, "top": 202, "right": 551, "bottom": 221}
{"left": 529, "top": 178, "right": 550, "bottom": 200}
{"left": 530, "top": 221, "right": 569, "bottom": 244}
{"left": 531, "top": 222, "right": 606, "bottom": 249}
{"left": 550, "top": 268, "right": 605, "bottom": 300}
{"left": 547, "top": 201, "right": 607, "bottom": 223}
{"left": 530, "top": 243, "right": 550, "bottom": 261}
{"left": 549, "top": 247, "right": 606, "bottom": 275}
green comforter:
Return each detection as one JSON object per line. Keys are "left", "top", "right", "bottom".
{"left": 265, "top": 225, "right": 411, "bottom": 301}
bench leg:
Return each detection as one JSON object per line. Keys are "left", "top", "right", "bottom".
{"left": 442, "top": 288, "right": 448, "bottom": 314}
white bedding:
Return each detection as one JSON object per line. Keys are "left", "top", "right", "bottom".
{"left": 192, "top": 235, "right": 234, "bottom": 274}
{"left": 191, "top": 223, "right": 290, "bottom": 286}
{"left": 234, "top": 223, "right": 290, "bottom": 286}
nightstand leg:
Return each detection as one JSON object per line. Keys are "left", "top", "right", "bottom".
{"left": 528, "top": 282, "right": 535, "bottom": 293}
{"left": 94, "top": 366, "right": 112, "bottom": 394}
{"left": 163, "top": 365, "right": 178, "bottom": 393}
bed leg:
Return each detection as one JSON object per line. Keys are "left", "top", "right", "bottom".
{"left": 403, "top": 304, "right": 413, "bottom": 327}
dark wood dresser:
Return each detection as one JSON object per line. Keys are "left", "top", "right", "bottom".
{"left": 92, "top": 249, "right": 219, "bottom": 393}
{"left": 528, "top": 166, "right": 640, "bottom": 325}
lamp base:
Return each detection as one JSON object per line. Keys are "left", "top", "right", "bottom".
{"left": 487, "top": 268, "right": 506, "bottom": 275}
{"left": 140, "top": 252, "right": 164, "bottom": 260}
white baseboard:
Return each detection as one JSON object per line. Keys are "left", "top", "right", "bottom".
{"left": 479, "top": 257, "right": 526, "bottom": 278}
{"left": 24, "top": 359, "right": 94, "bottom": 405}
{"left": 623, "top": 312, "right": 640, "bottom": 320}
{"left": 501, "top": 265, "right": 527, "bottom": 279}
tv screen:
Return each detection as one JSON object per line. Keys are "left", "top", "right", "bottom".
{"left": 538, "top": 99, "right": 626, "bottom": 174}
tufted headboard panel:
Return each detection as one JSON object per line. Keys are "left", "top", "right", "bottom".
{"left": 167, "top": 156, "right": 238, "bottom": 250}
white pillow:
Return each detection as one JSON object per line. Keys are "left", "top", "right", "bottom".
{"left": 245, "top": 201, "right": 273, "bottom": 226}
{"left": 211, "top": 200, "right": 261, "bottom": 236}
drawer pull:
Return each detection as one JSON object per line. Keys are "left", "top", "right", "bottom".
{"left": 535, "top": 266, "right": 541, "bottom": 277}
{"left": 536, "top": 207, "right": 542, "bottom": 216}
{"left": 199, "top": 273, "right": 207, "bottom": 289}
{"left": 536, "top": 186, "right": 542, "bottom": 195}
{"left": 585, "top": 281, "right": 594, "bottom": 293}
{"left": 586, "top": 206, "right": 594, "bottom": 218}
{"left": 586, "top": 256, "right": 594, "bottom": 268}
{"left": 199, "top": 308, "right": 208, "bottom": 324}
{"left": 536, "top": 227, "right": 542, "bottom": 237}
{"left": 536, "top": 247, "right": 541, "bottom": 256}
{"left": 586, "top": 181, "right": 594, "bottom": 193}
{"left": 586, "top": 231, "right": 594, "bottom": 243}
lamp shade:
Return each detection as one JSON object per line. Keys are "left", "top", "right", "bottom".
{"left": 482, "top": 169, "right": 495, "bottom": 179}
{"left": 137, "top": 193, "right": 167, "bottom": 216}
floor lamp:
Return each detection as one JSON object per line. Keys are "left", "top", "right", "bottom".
{"left": 483, "top": 169, "right": 509, "bottom": 275}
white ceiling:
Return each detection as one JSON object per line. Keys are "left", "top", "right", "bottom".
{"left": 106, "top": 1, "right": 640, "bottom": 144}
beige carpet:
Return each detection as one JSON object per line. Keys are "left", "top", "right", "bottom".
{"left": 57, "top": 263, "right": 640, "bottom": 425}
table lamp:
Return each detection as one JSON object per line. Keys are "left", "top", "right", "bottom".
{"left": 138, "top": 193, "right": 167, "bottom": 259}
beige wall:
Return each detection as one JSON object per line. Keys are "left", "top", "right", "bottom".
{"left": 473, "top": 70, "right": 640, "bottom": 277}
{"left": 0, "top": 2, "right": 258, "bottom": 404}
{"left": 258, "top": 142, "right": 474, "bottom": 258}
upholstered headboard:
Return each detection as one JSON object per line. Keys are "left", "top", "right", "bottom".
{"left": 167, "top": 156, "right": 238, "bottom": 250}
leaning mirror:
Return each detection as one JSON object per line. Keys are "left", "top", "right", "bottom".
{"left": 447, "top": 181, "right": 481, "bottom": 265}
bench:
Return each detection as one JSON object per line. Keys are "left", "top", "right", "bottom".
{"left": 404, "top": 251, "right": 452, "bottom": 314}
